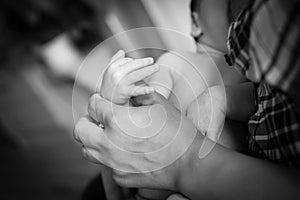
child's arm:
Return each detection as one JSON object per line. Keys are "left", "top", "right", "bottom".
{"left": 186, "top": 83, "right": 256, "bottom": 142}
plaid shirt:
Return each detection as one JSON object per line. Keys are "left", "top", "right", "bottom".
{"left": 225, "top": 0, "right": 300, "bottom": 167}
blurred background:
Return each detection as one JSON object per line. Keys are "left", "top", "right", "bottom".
{"left": 0, "top": 0, "right": 194, "bottom": 199}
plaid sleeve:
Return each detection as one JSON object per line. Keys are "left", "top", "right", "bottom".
{"left": 248, "top": 82, "right": 300, "bottom": 167}
{"left": 227, "top": 0, "right": 300, "bottom": 106}
{"left": 249, "top": 0, "right": 300, "bottom": 108}
{"left": 226, "top": 0, "right": 300, "bottom": 167}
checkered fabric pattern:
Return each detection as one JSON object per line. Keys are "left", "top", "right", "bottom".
{"left": 225, "top": 0, "right": 300, "bottom": 166}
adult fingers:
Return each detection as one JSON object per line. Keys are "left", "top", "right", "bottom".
{"left": 127, "top": 64, "right": 159, "bottom": 84}
{"left": 74, "top": 116, "right": 104, "bottom": 147}
{"left": 88, "top": 94, "right": 116, "bottom": 126}
{"left": 73, "top": 115, "right": 94, "bottom": 144}
{"left": 82, "top": 147, "right": 103, "bottom": 164}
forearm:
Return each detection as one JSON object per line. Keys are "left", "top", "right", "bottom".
{"left": 225, "top": 82, "right": 256, "bottom": 121}
{"left": 178, "top": 134, "right": 300, "bottom": 200}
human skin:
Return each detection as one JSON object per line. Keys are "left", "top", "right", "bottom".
{"left": 99, "top": 50, "right": 159, "bottom": 105}
{"left": 97, "top": 47, "right": 231, "bottom": 199}
{"left": 97, "top": 50, "right": 160, "bottom": 200}
{"left": 177, "top": 126, "right": 300, "bottom": 200}
{"left": 99, "top": 49, "right": 245, "bottom": 199}
{"left": 192, "top": 0, "right": 230, "bottom": 52}
{"left": 133, "top": 88, "right": 250, "bottom": 199}
{"left": 74, "top": 90, "right": 300, "bottom": 200}
{"left": 136, "top": 0, "right": 248, "bottom": 197}
{"left": 89, "top": 48, "right": 251, "bottom": 199}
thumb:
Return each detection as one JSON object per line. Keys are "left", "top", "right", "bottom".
{"left": 167, "top": 193, "right": 189, "bottom": 200}
{"left": 88, "top": 94, "right": 117, "bottom": 126}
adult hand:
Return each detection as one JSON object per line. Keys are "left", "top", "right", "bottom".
{"left": 74, "top": 93, "right": 200, "bottom": 191}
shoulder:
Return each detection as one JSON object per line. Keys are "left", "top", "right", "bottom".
{"left": 156, "top": 51, "right": 213, "bottom": 71}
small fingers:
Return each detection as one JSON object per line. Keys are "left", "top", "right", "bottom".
{"left": 120, "top": 57, "right": 154, "bottom": 75}
{"left": 88, "top": 94, "right": 114, "bottom": 125}
{"left": 97, "top": 57, "right": 132, "bottom": 94}
{"left": 127, "top": 64, "right": 159, "bottom": 84}
{"left": 109, "top": 50, "right": 125, "bottom": 64}
{"left": 130, "top": 86, "right": 155, "bottom": 97}
{"left": 110, "top": 57, "right": 132, "bottom": 70}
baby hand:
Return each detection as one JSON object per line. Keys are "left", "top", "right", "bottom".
{"left": 100, "top": 50, "right": 159, "bottom": 105}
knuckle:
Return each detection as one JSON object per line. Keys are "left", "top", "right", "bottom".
{"left": 74, "top": 118, "right": 86, "bottom": 140}
{"left": 82, "top": 148, "right": 92, "bottom": 161}
{"left": 76, "top": 117, "right": 87, "bottom": 130}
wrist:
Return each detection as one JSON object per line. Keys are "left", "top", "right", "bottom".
{"left": 177, "top": 132, "right": 233, "bottom": 199}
